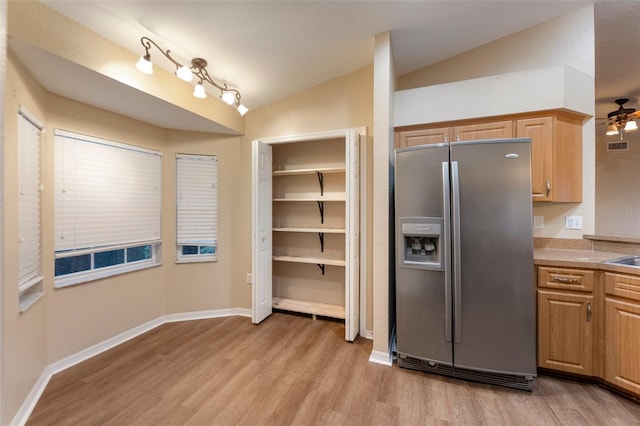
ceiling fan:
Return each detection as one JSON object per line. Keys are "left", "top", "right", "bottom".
{"left": 602, "top": 98, "right": 640, "bottom": 136}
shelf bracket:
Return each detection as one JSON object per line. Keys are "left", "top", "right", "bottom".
{"left": 316, "top": 201, "right": 324, "bottom": 224}
{"left": 318, "top": 232, "right": 325, "bottom": 252}
{"left": 316, "top": 172, "right": 324, "bottom": 196}
{"left": 316, "top": 264, "right": 325, "bottom": 275}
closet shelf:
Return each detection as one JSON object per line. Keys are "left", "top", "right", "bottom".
{"left": 273, "top": 227, "right": 346, "bottom": 234}
{"left": 272, "top": 255, "right": 345, "bottom": 267}
{"left": 272, "top": 167, "right": 345, "bottom": 176}
{"left": 272, "top": 297, "right": 345, "bottom": 320}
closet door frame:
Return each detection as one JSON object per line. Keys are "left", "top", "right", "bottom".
{"left": 251, "top": 127, "right": 365, "bottom": 341}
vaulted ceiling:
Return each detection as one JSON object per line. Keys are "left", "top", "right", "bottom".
{"left": 9, "top": 1, "right": 640, "bottom": 131}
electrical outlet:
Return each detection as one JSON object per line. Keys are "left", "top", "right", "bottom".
{"left": 565, "top": 215, "right": 583, "bottom": 230}
{"left": 533, "top": 216, "right": 544, "bottom": 229}
{"left": 246, "top": 273, "right": 252, "bottom": 284}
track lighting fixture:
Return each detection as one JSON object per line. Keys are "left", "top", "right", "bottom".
{"left": 135, "top": 36, "right": 248, "bottom": 116}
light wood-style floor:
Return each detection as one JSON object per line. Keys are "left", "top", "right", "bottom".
{"left": 28, "top": 312, "right": 640, "bottom": 425}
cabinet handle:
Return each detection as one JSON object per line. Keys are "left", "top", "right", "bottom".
{"left": 586, "top": 303, "right": 592, "bottom": 322}
{"left": 545, "top": 180, "right": 551, "bottom": 197}
{"left": 553, "top": 276, "right": 579, "bottom": 283}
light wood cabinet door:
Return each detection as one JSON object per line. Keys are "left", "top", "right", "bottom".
{"left": 604, "top": 272, "right": 640, "bottom": 397}
{"left": 394, "top": 110, "right": 583, "bottom": 202}
{"left": 517, "top": 117, "right": 553, "bottom": 200}
{"left": 395, "top": 127, "right": 449, "bottom": 149}
{"left": 605, "top": 296, "right": 640, "bottom": 396}
{"left": 537, "top": 289, "right": 594, "bottom": 375}
{"left": 452, "top": 120, "right": 512, "bottom": 141}
{"left": 517, "top": 113, "right": 582, "bottom": 202}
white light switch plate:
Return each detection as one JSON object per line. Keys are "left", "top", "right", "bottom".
{"left": 565, "top": 215, "right": 583, "bottom": 230}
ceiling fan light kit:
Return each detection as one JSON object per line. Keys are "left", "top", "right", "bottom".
{"left": 135, "top": 36, "right": 248, "bottom": 116}
{"left": 604, "top": 98, "right": 639, "bottom": 137}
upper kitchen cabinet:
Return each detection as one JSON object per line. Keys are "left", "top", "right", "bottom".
{"left": 452, "top": 120, "right": 513, "bottom": 141}
{"left": 395, "top": 127, "right": 449, "bottom": 148}
{"left": 517, "top": 111, "right": 583, "bottom": 202}
{"left": 394, "top": 110, "right": 585, "bottom": 202}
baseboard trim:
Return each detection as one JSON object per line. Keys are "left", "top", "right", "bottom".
{"left": 364, "top": 329, "right": 374, "bottom": 340}
{"left": 11, "top": 308, "right": 251, "bottom": 426}
{"left": 165, "top": 307, "right": 252, "bottom": 323}
{"left": 369, "top": 349, "right": 393, "bottom": 366}
{"left": 9, "top": 365, "right": 54, "bottom": 426}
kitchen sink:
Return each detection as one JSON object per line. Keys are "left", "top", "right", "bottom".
{"left": 603, "top": 255, "right": 640, "bottom": 267}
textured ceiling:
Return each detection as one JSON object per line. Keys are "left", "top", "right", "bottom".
{"left": 37, "top": 0, "right": 593, "bottom": 110}
{"left": 594, "top": 0, "right": 640, "bottom": 120}
{"left": 10, "top": 1, "right": 640, "bottom": 130}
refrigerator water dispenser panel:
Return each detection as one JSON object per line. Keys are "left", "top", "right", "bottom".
{"left": 399, "top": 217, "right": 444, "bottom": 270}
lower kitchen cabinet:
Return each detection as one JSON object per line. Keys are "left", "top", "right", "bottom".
{"left": 604, "top": 272, "right": 640, "bottom": 396}
{"left": 537, "top": 266, "right": 595, "bottom": 375}
{"left": 536, "top": 266, "right": 640, "bottom": 399}
{"left": 537, "top": 289, "right": 593, "bottom": 375}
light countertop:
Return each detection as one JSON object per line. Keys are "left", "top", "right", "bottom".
{"left": 534, "top": 248, "right": 640, "bottom": 275}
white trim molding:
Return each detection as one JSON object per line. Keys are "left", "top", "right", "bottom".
{"left": 369, "top": 349, "right": 393, "bottom": 366}
{"left": 10, "top": 308, "right": 251, "bottom": 426}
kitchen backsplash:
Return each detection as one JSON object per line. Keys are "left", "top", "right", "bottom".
{"left": 534, "top": 235, "right": 640, "bottom": 255}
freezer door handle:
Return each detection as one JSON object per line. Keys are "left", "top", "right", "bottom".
{"left": 442, "top": 161, "right": 452, "bottom": 342}
{"left": 451, "top": 161, "right": 462, "bottom": 344}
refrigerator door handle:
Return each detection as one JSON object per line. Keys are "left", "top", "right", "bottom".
{"left": 451, "top": 161, "right": 462, "bottom": 344}
{"left": 442, "top": 161, "right": 452, "bottom": 342}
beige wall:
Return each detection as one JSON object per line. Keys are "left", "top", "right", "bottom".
{"left": 3, "top": 0, "right": 600, "bottom": 421}
{"left": 165, "top": 130, "right": 238, "bottom": 313}
{"left": 371, "top": 32, "right": 395, "bottom": 357}
{"left": 3, "top": 19, "right": 373, "bottom": 422}
{"left": 595, "top": 130, "right": 640, "bottom": 236}
{"left": 3, "top": 53, "right": 49, "bottom": 425}
{"left": 3, "top": 51, "right": 242, "bottom": 423}
{"left": 0, "top": 2, "right": 5, "bottom": 419}
{"left": 43, "top": 94, "right": 170, "bottom": 361}
{"left": 396, "top": 6, "right": 596, "bottom": 240}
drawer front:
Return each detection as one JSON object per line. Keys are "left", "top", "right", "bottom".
{"left": 605, "top": 272, "right": 640, "bottom": 302}
{"left": 538, "top": 267, "right": 594, "bottom": 292}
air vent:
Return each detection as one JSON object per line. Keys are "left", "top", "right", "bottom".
{"left": 607, "top": 141, "right": 629, "bottom": 151}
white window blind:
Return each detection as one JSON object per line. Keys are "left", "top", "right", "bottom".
{"left": 176, "top": 154, "right": 218, "bottom": 247}
{"left": 18, "top": 110, "right": 43, "bottom": 290}
{"left": 54, "top": 129, "right": 162, "bottom": 253}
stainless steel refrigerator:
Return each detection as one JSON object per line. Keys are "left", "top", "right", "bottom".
{"left": 394, "top": 138, "right": 536, "bottom": 390}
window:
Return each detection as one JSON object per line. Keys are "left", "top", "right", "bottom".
{"left": 18, "top": 108, "right": 45, "bottom": 311}
{"left": 54, "top": 129, "right": 162, "bottom": 287}
{"left": 176, "top": 154, "right": 218, "bottom": 262}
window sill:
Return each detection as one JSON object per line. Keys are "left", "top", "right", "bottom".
{"left": 54, "top": 261, "right": 162, "bottom": 289}
{"left": 175, "top": 257, "right": 218, "bottom": 264}
{"left": 19, "top": 276, "right": 45, "bottom": 313}
{"left": 20, "top": 290, "right": 45, "bottom": 313}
